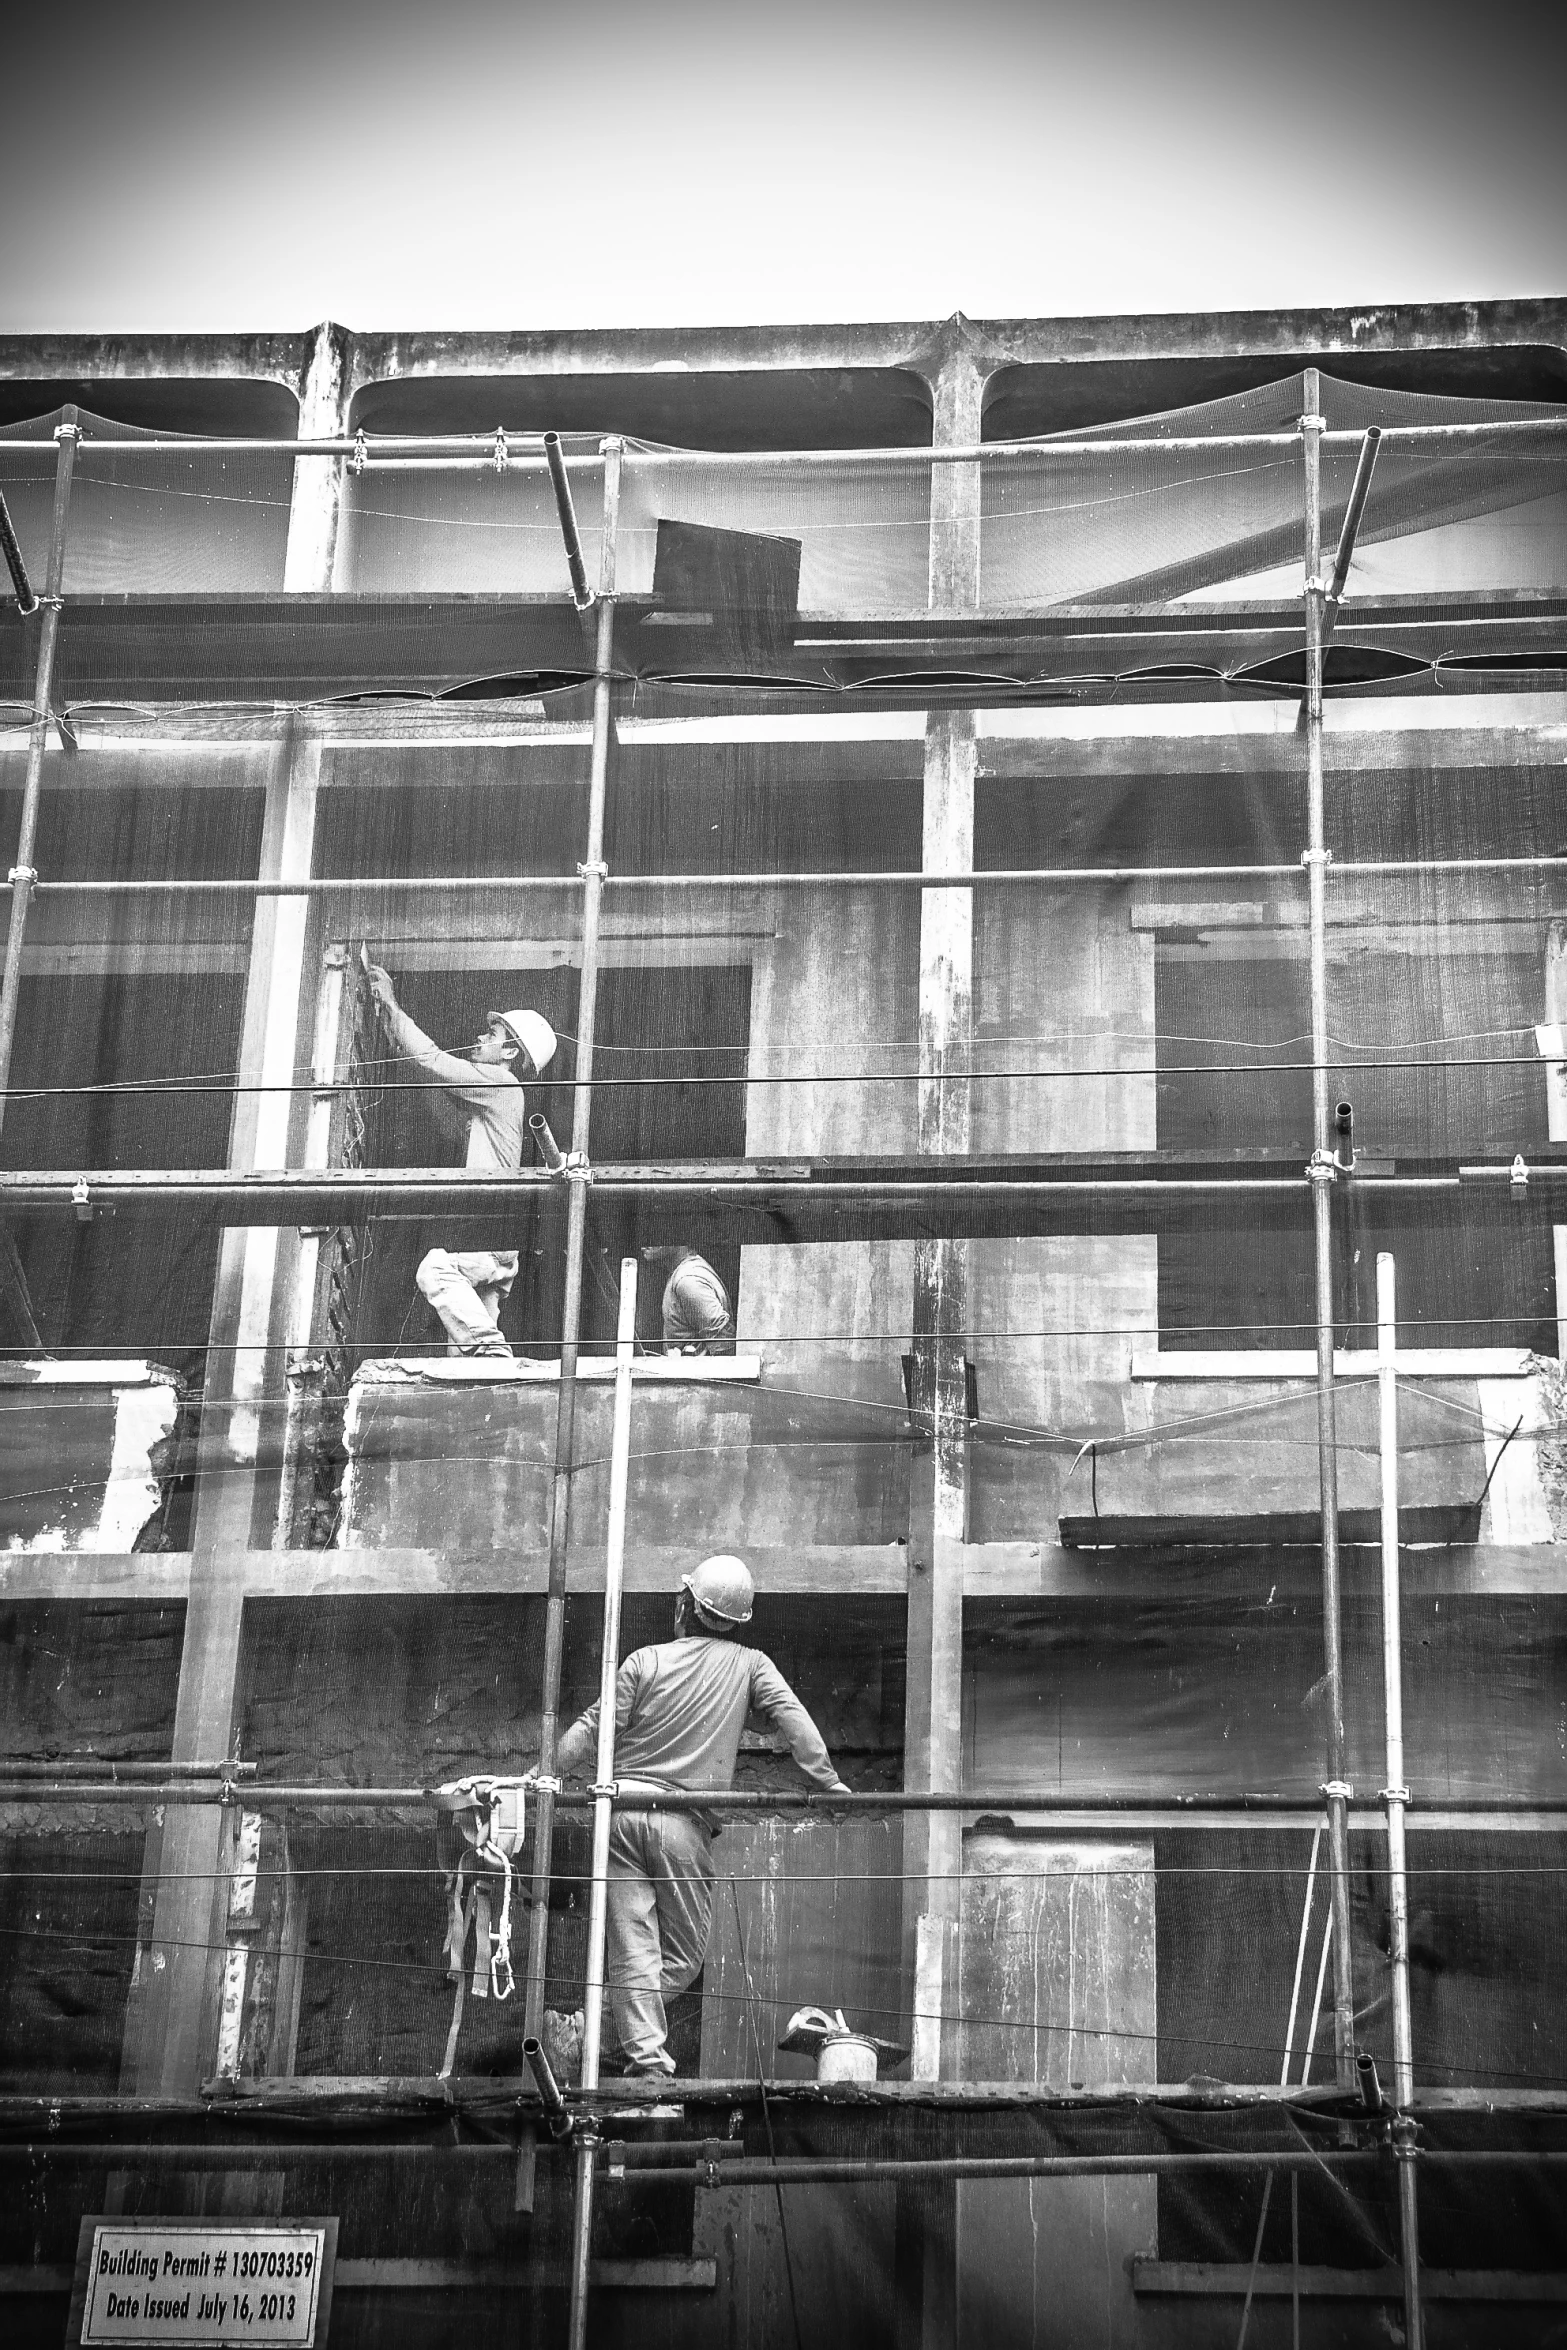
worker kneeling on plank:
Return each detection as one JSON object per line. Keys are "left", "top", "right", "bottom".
{"left": 640, "top": 1243, "right": 735, "bottom": 1354}
{"left": 555, "top": 1554, "right": 850, "bottom": 2079}
{"left": 365, "top": 961, "right": 555, "bottom": 1358}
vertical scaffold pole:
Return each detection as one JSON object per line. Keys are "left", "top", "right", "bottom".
{"left": 524, "top": 438, "right": 624, "bottom": 2058}
{"left": 0, "top": 410, "right": 77, "bottom": 1142}
{"left": 1301, "top": 370, "right": 1357, "bottom": 2091}
{"left": 567, "top": 1253, "right": 638, "bottom": 2350}
{"left": 1376, "top": 1251, "right": 1423, "bottom": 2350}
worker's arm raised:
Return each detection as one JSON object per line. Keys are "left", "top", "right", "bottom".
{"left": 365, "top": 969, "right": 503, "bottom": 1103}
{"left": 748, "top": 1655, "right": 850, "bottom": 1794}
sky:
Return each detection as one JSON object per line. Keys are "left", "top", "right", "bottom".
{"left": 1, "top": 0, "right": 1562, "bottom": 335}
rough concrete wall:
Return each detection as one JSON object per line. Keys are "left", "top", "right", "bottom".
{"left": 1068, "top": 1374, "right": 1488, "bottom": 1542}
{"left": 0, "top": 1369, "right": 182, "bottom": 1552}
{"left": 0, "top": 1603, "right": 182, "bottom": 2095}
{"left": 738, "top": 882, "right": 919, "bottom": 1511}
{"left": 339, "top": 1372, "right": 908, "bottom": 1552}
{"left": 970, "top": 882, "right": 1158, "bottom": 1538}
{"left": 955, "top": 1834, "right": 1156, "bottom": 2349}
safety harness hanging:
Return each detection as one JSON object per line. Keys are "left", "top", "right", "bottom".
{"left": 430, "top": 1775, "right": 528, "bottom": 2080}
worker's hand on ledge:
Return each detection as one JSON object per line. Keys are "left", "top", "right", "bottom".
{"left": 363, "top": 961, "right": 397, "bottom": 1015}
{"left": 823, "top": 1780, "right": 853, "bottom": 1821}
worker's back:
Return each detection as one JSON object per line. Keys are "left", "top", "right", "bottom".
{"left": 592, "top": 1634, "right": 839, "bottom": 1795}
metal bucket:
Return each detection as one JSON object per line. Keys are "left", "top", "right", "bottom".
{"left": 816, "top": 2033, "right": 878, "bottom": 2085}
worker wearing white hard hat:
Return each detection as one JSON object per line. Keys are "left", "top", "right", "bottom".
{"left": 555, "top": 1554, "right": 850, "bottom": 2079}
{"left": 363, "top": 962, "right": 556, "bottom": 1357}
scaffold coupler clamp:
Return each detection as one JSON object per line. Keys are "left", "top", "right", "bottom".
{"left": 1308, "top": 1147, "right": 1338, "bottom": 1188}
{"left": 1300, "top": 847, "right": 1332, "bottom": 868}
{"left": 531, "top": 1774, "right": 562, "bottom": 1798}
{"left": 1391, "top": 2111, "right": 1422, "bottom": 2159}
{"left": 700, "top": 2139, "right": 727, "bottom": 2189}
{"left": 563, "top": 1151, "right": 592, "bottom": 1182}
{"left": 492, "top": 428, "right": 509, "bottom": 474}
{"left": 590, "top": 1781, "right": 619, "bottom": 1803}
{"left": 349, "top": 430, "right": 369, "bottom": 476}
{"left": 1512, "top": 1153, "right": 1529, "bottom": 1193}
{"left": 577, "top": 859, "right": 609, "bottom": 883}
{"left": 72, "top": 1177, "right": 91, "bottom": 1225}
{"left": 1320, "top": 1779, "right": 1353, "bottom": 1804}
{"left": 8, "top": 865, "right": 37, "bottom": 891}
{"left": 1380, "top": 1785, "right": 1411, "bottom": 1807}
{"left": 54, "top": 420, "right": 79, "bottom": 445}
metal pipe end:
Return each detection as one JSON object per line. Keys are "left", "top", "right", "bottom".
{"left": 1356, "top": 2051, "right": 1384, "bottom": 2113}
{"left": 529, "top": 1111, "right": 567, "bottom": 1173}
{"left": 523, "top": 2036, "right": 574, "bottom": 2137}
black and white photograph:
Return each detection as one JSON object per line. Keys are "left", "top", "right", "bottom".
{"left": 2, "top": 4, "right": 1564, "bottom": 2342}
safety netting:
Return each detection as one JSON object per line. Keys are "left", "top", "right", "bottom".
{"left": 2, "top": 368, "right": 1560, "bottom": 713}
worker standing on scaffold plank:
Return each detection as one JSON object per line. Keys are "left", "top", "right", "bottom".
{"left": 640, "top": 1243, "right": 735, "bottom": 1354}
{"left": 364, "top": 961, "right": 556, "bottom": 1359}
{"left": 555, "top": 1554, "right": 850, "bottom": 2079}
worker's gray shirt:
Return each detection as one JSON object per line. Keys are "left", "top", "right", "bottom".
{"left": 556, "top": 1636, "right": 845, "bottom": 1800}
{"left": 382, "top": 1003, "right": 527, "bottom": 1172}
{"left": 662, "top": 1256, "right": 734, "bottom": 1350}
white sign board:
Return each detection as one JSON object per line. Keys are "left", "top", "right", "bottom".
{"left": 70, "top": 2221, "right": 337, "bottom": 2349}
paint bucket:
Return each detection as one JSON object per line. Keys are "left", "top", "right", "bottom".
{"left": 816, "top": 2033, "right": 878, "bottom": 2085}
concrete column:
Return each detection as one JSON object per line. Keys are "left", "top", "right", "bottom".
{"left": 130, "top": 336, "right": 350, "bottom": 2095}
{"left": 282, "top": 321, "right": 352, "bottom": 592}
{"left": 927, "top": 340, "right": 986, "bottom": 616}
{"left": 904, "top": 704, "right": 975, "bottom": 2059}
{"left": 127, "top": 713, "right": 325, "bottom": 2096}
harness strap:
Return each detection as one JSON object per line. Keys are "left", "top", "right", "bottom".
{"left": 439, "top": 1879, "right": 481, "bottom": 2080}
{"left": 471, "top": 1883, "right": 493, "bottom": 1999}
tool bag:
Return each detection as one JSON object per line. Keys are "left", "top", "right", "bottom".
{"left": 430, "top": 1776, "right": 528, "bottom": 2080}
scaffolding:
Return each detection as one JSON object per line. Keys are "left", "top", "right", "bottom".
{"left": 3, "top": 332, "right": 1567, "bottom": 2345}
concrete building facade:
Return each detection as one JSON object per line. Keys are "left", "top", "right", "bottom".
{"left": 2, "top": 302, "right": 1566, "bottom": 2345}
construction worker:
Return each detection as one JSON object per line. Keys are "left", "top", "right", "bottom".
{"left": 364, "top": 962, "right": 556, "bottom": 1358}
{"left": 553, "top": 1554, "right": 849, "bottom": 2078}
{"left": 640, "top": 1243, "right": 735, "bottom": 1354}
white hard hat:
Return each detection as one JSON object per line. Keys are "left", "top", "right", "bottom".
{"left": 489, "top": 1008, "right": 556, "bottom": 1073}
{"left": 682, "top": 1554, "right": 754, "bottom": 1626}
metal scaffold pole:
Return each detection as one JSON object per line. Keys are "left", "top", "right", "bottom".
{"left": 0, "top": 411, "right": 77, "bottom": 1143}
{"left": 523, "top": 437, "right": 624, "bottom": 2072}
{"left": 1301, "top": 371, "right": 1357, "bottom": 2092}
{"left": 567, "top": 1254, "right": 638, "bottom": 2350}
{"left": 1377, "top": 1251, "right": 1424, "bottom": 2350}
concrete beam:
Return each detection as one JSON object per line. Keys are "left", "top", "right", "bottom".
{"left": 4, "top": 297, "right": 1562, "bottom": 415}
{"left": 8, "top": 1540, "right": 1567, "bottom": 1604}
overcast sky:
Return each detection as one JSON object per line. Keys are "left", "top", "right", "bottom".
{"left": 2, "top": 0, "right": 1562, "bottom": 335}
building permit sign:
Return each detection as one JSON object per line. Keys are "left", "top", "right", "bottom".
{"left": 69, "top": 2220, "right": 337, "bottom": 2348}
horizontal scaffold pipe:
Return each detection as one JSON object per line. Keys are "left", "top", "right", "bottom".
{"left": 2, "top": 418, "right": 1563, "bottom": 460}
{"left": 608, "top": 2151, "right": 1567, "bottom": 2189}
{"left": 0, "top": 1170, "right": 1314, "bottom": 1216}
{"left": 6, "top": 1159, "right": 1560, "bottom": 1215}
{"left": 0, "top": 1759, "right": 254, "bottom": 1781}
{"left": 5, "top": 864, "right": 1311, "bottom": 897}
{"left": 3, "top": 1784, "right": 1564, "bottom": 1815}
{"left": 12, "top": 857, "right": 1567, "bottom": 902}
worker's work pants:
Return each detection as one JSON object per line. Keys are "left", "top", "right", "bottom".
{"left": 605, "top": 1808, "right": 715, "bottom": 2075}
{"left": 416, "top": 1247, "right": 518, "bottom": 1356}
